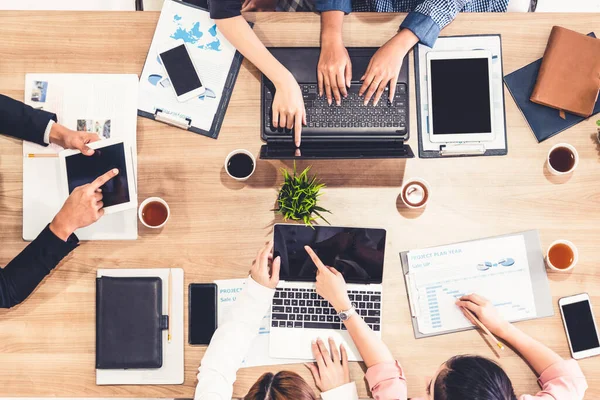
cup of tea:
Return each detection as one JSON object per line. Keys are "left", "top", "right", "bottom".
{"left": 546, "top": 240, "right": 578, "bottom": 272}
{"left": 139, "top": 197, "right": 170, "bottom": 229}
{"left": 225, "top": 149, "right": 256, "bottom": 181}
{"left": 401, "top": 178, "right": 431, "bottom": 209}
{"left": 547, "top": 143, "right": 579, "bottom": 175}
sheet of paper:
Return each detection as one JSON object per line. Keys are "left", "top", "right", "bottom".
{"left": 407, "top": 235, "right": 536, "bottom": 335}
{"left": 139, "top": 0, "right": 237, "bottom": 132}
{"left": 23, "top": 74, "right": 139, "bottom": 241}
{"left": 215, "top": 279, "right": 301, "bottom": 368}
{"left": 417, "top": 35, "right": 507, "bottom": 152}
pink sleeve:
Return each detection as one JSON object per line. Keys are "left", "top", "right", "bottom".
{"left": 365, "top": 361, "right": 408, "bottom": 400}
{"left": 519, "top": 359, "right": 588, "bottom": 400}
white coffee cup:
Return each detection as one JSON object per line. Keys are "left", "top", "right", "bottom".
{"left": 545, "top": 239, "right": 578, "bottom": 272}
{"left": 224, "top": 149, "right": 256, "bottom": 181}
{"left": 138, "top": 197, "right": 170, "bottom": 229}
{"left": 547, "top": 143, "right": 579, "bottom": 176}
{"left": 401, "top": 178, "right": 431, "bottom": 209}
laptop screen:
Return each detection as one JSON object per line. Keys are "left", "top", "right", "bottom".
{"left": 273, "top": 225, "right": 386, "bottom": 284}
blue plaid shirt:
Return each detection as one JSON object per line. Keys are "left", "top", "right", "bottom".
{"left": 315, "top": 0, "right": 509, "bottom": 47}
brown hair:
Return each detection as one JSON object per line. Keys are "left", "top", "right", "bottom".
{"left": 244, "top": 371, "right": 317, "bottom": 400}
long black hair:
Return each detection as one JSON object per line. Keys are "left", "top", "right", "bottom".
{"left": 433, "top": 355, "right": 518, "bottom": 400}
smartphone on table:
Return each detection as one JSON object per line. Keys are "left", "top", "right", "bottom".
{"left": 158, "top": 42, "right": 205, "bottom": 102}
{"left": 559, "top": 293, "right": 600, "bottom": 359}
{"left": 188, "top": 283, "right": 218, "bottom": 345}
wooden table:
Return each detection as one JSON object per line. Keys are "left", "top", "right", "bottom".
{"left": 0, "top": 10, "right": 599, "bottom": 399}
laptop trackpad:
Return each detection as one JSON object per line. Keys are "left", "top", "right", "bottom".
{"left": 269, "top": 328, "right": 364, "bottom": 362}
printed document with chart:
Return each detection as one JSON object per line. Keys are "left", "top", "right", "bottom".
{"left": 138, "top": 0, "right": 237, "bottom": 135}
{"left": 406, "top": 235, "right": 537, "bottom": 335}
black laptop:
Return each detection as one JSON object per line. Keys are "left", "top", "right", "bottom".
{"left": 260, "top": 47, "right": 414, "bottom": 160}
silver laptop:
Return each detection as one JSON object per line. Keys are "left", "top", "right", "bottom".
{"left": 269, "top": 224, "right": 385, "bottom": 361}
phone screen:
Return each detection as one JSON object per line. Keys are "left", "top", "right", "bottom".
{"left": 160, "top": 44, "right": 202, "bottom": 96}
{"left": 189, "top": 284, "right": 217, "bottom": 345}
{"left": 562, "top": 300, "right": 600, "bottom": 353}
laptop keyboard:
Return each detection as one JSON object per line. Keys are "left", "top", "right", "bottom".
{"left": 264, "top": 83, "right": 407, "bottom": 135}
{"left": 271, "top": 287, "right": 382, "bottom": 331}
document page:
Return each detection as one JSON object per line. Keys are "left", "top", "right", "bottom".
{"left": 215, "top": 279, "right": 302, "bottom": 367}
{"left": 139, "top": 0, "right": 237, "bottom": 132}
{"left": 407, "top": 235, "right": 537, "bottom": 335}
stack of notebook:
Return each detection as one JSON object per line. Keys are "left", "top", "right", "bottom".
{"left": 504, "top": 27, "right": 600, "bottom": 142}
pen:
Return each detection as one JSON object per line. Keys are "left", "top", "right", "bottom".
{"left": 168, "top": 268, "right": 172, "bottom": 343}
{"left": 27, "top": 153, "right": 58, "bottom": 158}
{"left": 461, "top": 307, "right": 505, "bottom": 351}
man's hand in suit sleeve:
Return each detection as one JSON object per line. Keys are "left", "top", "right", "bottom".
{"left": 49, "top": 123, "right": 100, "bottom": 155}
{"left": 49, "top": 169, "right": 119, "bottom": 241}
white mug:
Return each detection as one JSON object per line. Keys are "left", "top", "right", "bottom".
{"left": 401, "top": 178, "right": 431, "bottom": 209}
{"left": 224, "top": 149, "right": 256, "bottom": 181}
{"left": 547, "top": 143, "right": 579, "bottom": 176}
{"left": 545, "top": 239, "right": 578, "bottom": 272}
{"left": 138, "top": 197, "right": 170, "bottom": 229}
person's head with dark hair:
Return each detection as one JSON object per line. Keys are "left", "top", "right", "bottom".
{"left": 244, "top": 371, "right": 317, "bottom": 400}
{"left": 426, "top": 355, "right": 518, "bottom": 400}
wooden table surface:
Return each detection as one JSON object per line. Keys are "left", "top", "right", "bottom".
{"left": 0, "top": 10, "right": 599, "bottom": 399}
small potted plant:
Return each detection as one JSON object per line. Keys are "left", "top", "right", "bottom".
{"left": 596, "top": 119, "right": 600, "bottom": 144}
{"left": 274, "top": 162, "right": 330, "bottom": 227}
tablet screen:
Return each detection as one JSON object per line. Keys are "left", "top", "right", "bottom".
{"left": 273, "top": 225, "right": 386, "bottom": 284}
{"left": 430, "top": 58, "right": 492, "bottom": 135}
{"left": 65, "top": 142, "right": 130, "bottom": 207}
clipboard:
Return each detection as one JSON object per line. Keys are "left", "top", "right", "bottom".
{"left": 399, "top": 230, "right": 554, "bottom": 339}
{"left": 414, "top": 34, "right": 508, "bottom": 158}
{"left": 138, "top": 0, "right": 247, "bottom": 139}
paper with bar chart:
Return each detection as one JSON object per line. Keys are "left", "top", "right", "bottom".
{"left": 406, "top": 235, "right": 537, "bottom": 335}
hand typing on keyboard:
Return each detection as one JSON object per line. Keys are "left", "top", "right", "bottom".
{"left": 318, "top": 31, "right": 352, "bottom": 106}
{"left": 359, "top": 29, "right": 419, "bottom": 106}
{"left": 305, "top": 245, "right": 352, "bottom": 313}
{"left": 271, "top": 72, "right": 306, "bottom": 147}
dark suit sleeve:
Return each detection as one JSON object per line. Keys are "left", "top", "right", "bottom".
{"left": 208, "top": 0, "right": 241, "bottom": 19}
{"left": 0, "top": 225, "right": 78, "bottom": 309}
{"left": 0, "top": 93, "right": 57, "bottom": 146}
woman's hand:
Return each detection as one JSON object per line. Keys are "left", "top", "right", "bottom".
{"left": 49, "top": 123, "right": 100, "bottom": 155}
{"left": 272, "top": 72, "right": 306, "bottom": 148}
{"left": 305, "top": 246, "right": 351, "bottom": 313}
{"left": 250, "top": 241, "right": 281, "bottom": 289}
{"left": 305, "top": 337, "right": 350, "bottom": 392}
{"left": 318, "top": 36, "right": 352, "bottom": 106}
{"left": 359, "top": 29, "right": 418, "bottom": 106}
{"left": 456, "top": 294, "right": 511, "bottom": 337}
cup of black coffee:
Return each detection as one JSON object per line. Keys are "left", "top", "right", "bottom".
{"left": 547, "top": 143, "right": 578, "bottom": 175}
{"left": 225, "top": 149, "right": 256, "bottom": 181}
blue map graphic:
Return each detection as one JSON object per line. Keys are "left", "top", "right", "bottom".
{"left": 171, "top": 14, "right": 221, "bottom": 52}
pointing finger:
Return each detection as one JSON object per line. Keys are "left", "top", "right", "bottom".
{"left": 90, "top": 168, "right": 118, "bottom": 191}
{"left": 305, "top": 246, "right": 327, "bottom": 272}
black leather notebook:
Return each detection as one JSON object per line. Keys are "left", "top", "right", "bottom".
{"left": 96, "top": 276, "right": 168, "bottom": 369}
{"left": 504, "top": 32, "right": 600, "bottom": 143}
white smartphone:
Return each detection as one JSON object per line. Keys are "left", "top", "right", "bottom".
{"left": 158, "top": 42, "right": 205, "bottom": 102}
{"left": 559, "top": 293, "right": 600, "bottom": 359}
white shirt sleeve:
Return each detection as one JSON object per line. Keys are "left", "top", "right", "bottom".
{"left": 194, "top": 277, "right": 275, "bottom": 400}
{"left": 321, "top": 382, "right": 359, "bottom": 400}
{"left": 43, "top": 120, "right": 54, "bottom": 145}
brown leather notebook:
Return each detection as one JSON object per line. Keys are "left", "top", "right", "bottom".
{"left": 530, "top": 26, "right": 600, "bottom": 117}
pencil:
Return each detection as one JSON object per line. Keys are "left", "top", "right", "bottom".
{"left": 27, "top": 153, "right": 58, "bottom": 158}
{"left": 168, "top": 268, "right": 172, "bottom": 343}
{"left": 462, "top": 307, "right": 505, "bottom": 351}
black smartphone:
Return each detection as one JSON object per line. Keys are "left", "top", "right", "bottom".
{"left": 188, "top": 283, "right": 218, "bottom": 345}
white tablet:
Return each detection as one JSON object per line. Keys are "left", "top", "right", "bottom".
{"left": 426, "top": 50, "right": 495, "bottom": 143}
{"left": 59, "top": 139, "right": 137, "bottom": 214}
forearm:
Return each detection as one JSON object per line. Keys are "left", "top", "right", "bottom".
{"left": 343, "top": 314, "right": 394, "bottom": 368}
{"left": 499, "top": 324, "right": 563, "bottom": 375}
{"left": 320, "top": 11, "right": 344, "bottom": 44}
{"left": 0, "top": 225, "right": 77, "bottom": 308}
{"left": 216, "top": 17, "right": 291, "bottom": 86}
{"left": 0, "top": 94, "right": 56, "bottom": 145}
